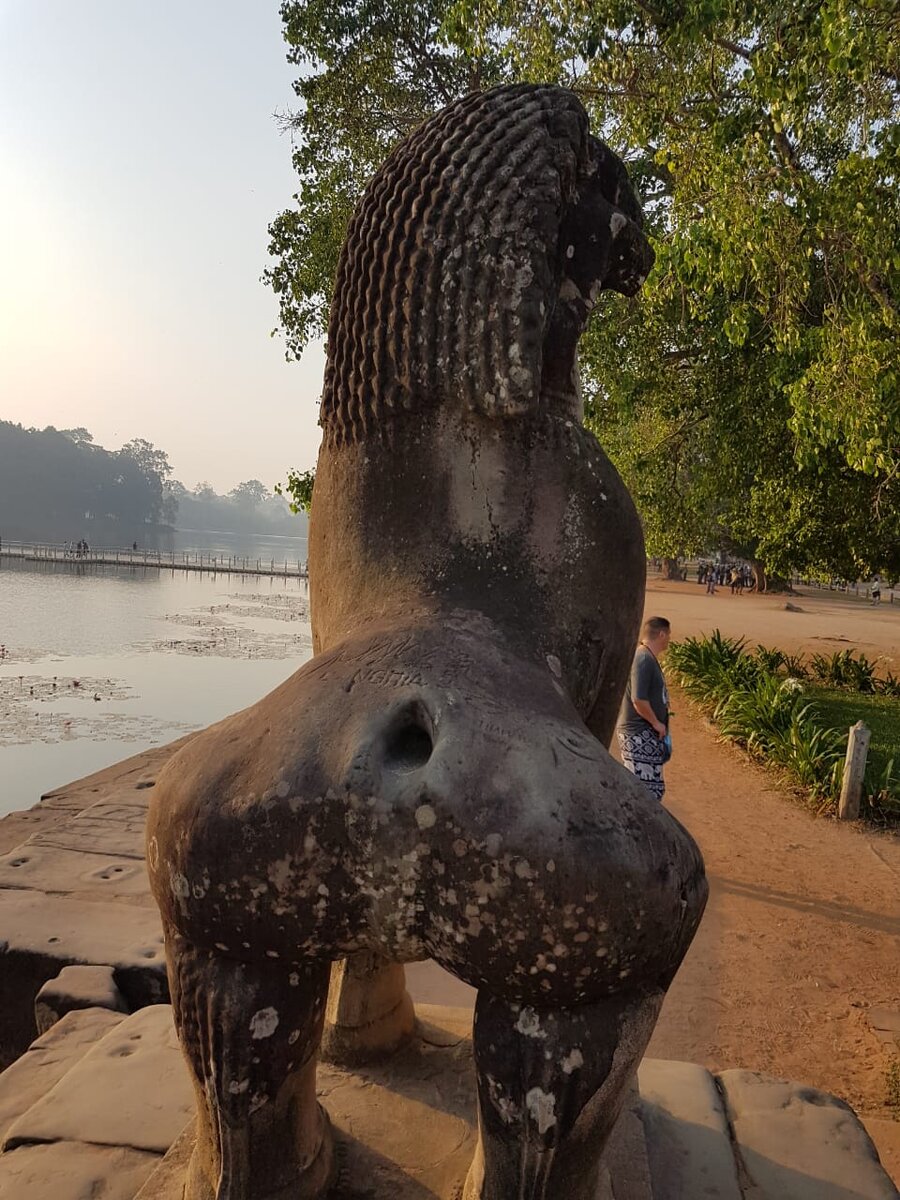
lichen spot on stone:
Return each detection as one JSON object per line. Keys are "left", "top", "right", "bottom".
{"left": 415, "top": 804, "right": 437, "bottom": 830}
{"left": 276, "top": 779, "right": 290, "bottom": 798}
{"left": 562, "top": 1048, "right": 584, "bottom": 1074}
{"left": 227, "top": 1079, "right": 250, "bottom": 1095}
{"left": 546, "top": 654, "right": 562, "bottom": 678}
{"left": 515, "top": 1006, "right": 547, "bottom": 1039}
{"left": 610, "top": 211, "right": 628, "bottom": 238}
{"left": 525, "top": 1087, "right": 557, "bottom": 1134}
{"left": 249, "top": 1007, "right": 279, "bottom": 1040}
{"left": 170, "top": 872, "right": 189, "bottom": 900}
{"left": 566, "top": 244, "right": 575, "bottom": 259}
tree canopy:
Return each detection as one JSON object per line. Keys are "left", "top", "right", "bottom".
{"left": 266, "top": 0, "right": 899, "bottom": 581}
{"left": 0, "top": 423, "right": 175, "bottom": 540}
{"left": 229, "top": 479, "right": 271, "bottom": 506}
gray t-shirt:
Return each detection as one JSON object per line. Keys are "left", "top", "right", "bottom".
{"left": 617, "top": 646, "right": 669, "bottom": 734}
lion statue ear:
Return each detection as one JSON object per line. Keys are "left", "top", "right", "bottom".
{"left": 320, "top": 85, "right": 652, "bottom": 441}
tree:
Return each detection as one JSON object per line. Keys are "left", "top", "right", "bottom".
{"left": 60, "top": 427, "right": 95, "bottom": 446}
{"left": 0, "top": 423, "right": 176, "bottom": 539}
{"left": 263, "top": 0, "right": 502, "bottom": 354}
{"left": 119, "top": 438, "right": 174, "bottom": 524}
{"left": 229, "top": 479, "right": 270, "bottom": 506}
{"left": 266, "top": 0, "right": 899, "bottom": 580}
{"left": 275, "top": 468, "right": 315, "bottom": 514}
{"left": 193, "top": 481, "right": 217, "bottom": 501}
{"left": 120, "top": 438, "right": 173, "bottom": 483}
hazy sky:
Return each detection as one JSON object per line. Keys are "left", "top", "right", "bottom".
{"left": 0, "top": 1, "right": 325, "bottom": 493}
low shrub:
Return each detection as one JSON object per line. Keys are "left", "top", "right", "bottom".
{"left": 810, "top": 649, "right": 878, "bottom": 692}
{"left": 667, "top": 632, "right": 900, "bottom": 818}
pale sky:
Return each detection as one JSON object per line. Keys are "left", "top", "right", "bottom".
{"left": 0, "top": 1, "right": 325, "bottom": 494}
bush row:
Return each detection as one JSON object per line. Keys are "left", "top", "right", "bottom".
{"left": 666, "top": 632, "right": 900, "bottom": 819}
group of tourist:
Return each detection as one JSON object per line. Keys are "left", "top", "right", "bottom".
{"left": 697, "top": 560, "right": 755, "bottom": 595}
{"left": 63, "top": 539, "right": 91, "bottom": 558}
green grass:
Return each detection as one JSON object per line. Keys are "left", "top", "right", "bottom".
{"left": 808, "top": 686, "right": 900, "bottom": 782}
{"left": 666, "top": 631, "right": 900, "bottom": 821}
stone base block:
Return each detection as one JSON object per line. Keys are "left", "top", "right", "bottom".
{"left": 34, "top": 964, "right": 129, "bottom": 1034}
{"left": 135, "top": 1006, "right": 897, "bottom": 1200}
{"left": 638, "top": 1058, "right": 742, "bottom": 1199}
{"left": 2, "top": 1005, "right": 194, "bottom": 1156}
{"left": 0, "top": 1008, "right": 125, "bottom": 1146}
{"left": 3, "top": 1002, "right": 896, "bottom": 1200}
{"left": 717, "top": 1069, "right": 899, "bottom": 1200}
{"left": 0, "top": 1140, "right": 159, "bottom": 1200}
{"left": 0, "top": 890, "right": 166, "bottom": 1068}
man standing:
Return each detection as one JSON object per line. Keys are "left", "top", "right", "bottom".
{"left": 616, "top": 616, "right": 671, "bottom": 802}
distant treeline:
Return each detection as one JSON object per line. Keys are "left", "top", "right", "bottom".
{"left": 0, "top": 422, "right": 305, "bottom": 544}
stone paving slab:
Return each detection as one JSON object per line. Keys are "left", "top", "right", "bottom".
{"left": 0, "top": 811, "right": 67, "bottom": 858}
{"left": 135, "top": 1004, "right": 649, "bottom": 1200}
{"left": 35, "top": 964, "right": 129, "bottom": 1034}
{"left": 133, "top": 1121, "right": 195, "bottom": 1200}
{"left": 37, "top": 738, "right": 192, "bottom": 810}
{"left": 0, "top": 1140, "right": 159, "bottom": 1199}
{"left": 9, "top": 1001, "right": 895, "bottom": 1200}
{"left": 0, "top": 740, "right": 187, "bottom": 1067}
{"left": 3, "top": 1005, "right": 194, "bottom": 1155}
{"left": 0, "top": 889, "right": 165, "bottom": 972}
{"left": 638, "top": 1058, "right": 742, "bottom": 1199}
{"left": 0, "top": 738, "right": 190, "bottom": 857}
{"left": 599, "top": 1085, "right": 653, "bottom": 1200}
{"left": 0, "top": 1008, "right": 125, "bottom": 1146}
{"left": 0, "top": 843, "right": 151, "bottom": 899}
{"left": 718, "top": 1068, "right": 899, "bottom": 1199}
{"left": 28, "top": 801, "right": 152, "bottom": 855}
{"left": 0, "top": 890, "right": 166, "bottom": 1067}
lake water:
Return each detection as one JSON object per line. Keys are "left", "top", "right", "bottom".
{"left": 0, "top": 550, "right": 313, "bottom": 817}
{"left": 166, "top": 527, "right": 309, "bottom": 562}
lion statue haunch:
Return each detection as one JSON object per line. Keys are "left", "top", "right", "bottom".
{"left": 147, "top": 84, "right": 706, "bottom": 1200}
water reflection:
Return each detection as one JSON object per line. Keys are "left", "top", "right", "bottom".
{"left": 0, "top": 556, "right": 312, "bottom": 816}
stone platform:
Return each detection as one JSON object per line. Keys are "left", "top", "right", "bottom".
{"left": 0, "top": 742, "right": 191, "bottom": 1067}
{"left": 0, "top": 1002, "right": 895, "bottom": 1200}
{"left": 0, "top": 749, "right": 897, "bottom": 1198}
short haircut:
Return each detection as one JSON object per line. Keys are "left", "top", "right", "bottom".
{"left": 642, "top": 616, "right": 671, "bottom": 639}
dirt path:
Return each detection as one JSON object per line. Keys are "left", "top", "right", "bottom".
{"left": 648, "top": 696, "right": 900, "bottom": 1176}
{"left": 642, "top": 576, "right": 900, "bottom": 1177}
{"left": 643, "top": 573, "right": 900, "bottom": 665}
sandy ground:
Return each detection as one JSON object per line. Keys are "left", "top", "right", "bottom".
{"left": 411, "top": 576, "right": 900, "bottom": 1179}
{"left": 644, "top": 573, "right": 900, "bottom": 666}
{"left": 641, "top": 577, "right": 900, "bottom": 1177}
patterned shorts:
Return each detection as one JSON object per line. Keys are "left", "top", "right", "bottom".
{"left": 617, "top": 727, "right": 666, "bottom": 801}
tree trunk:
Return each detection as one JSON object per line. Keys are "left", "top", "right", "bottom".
{"left": 662, "top": 556, "right": 682, "bottom": 581}
{"left": 750, "top": 559, "right": 767, "bottom": 593}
